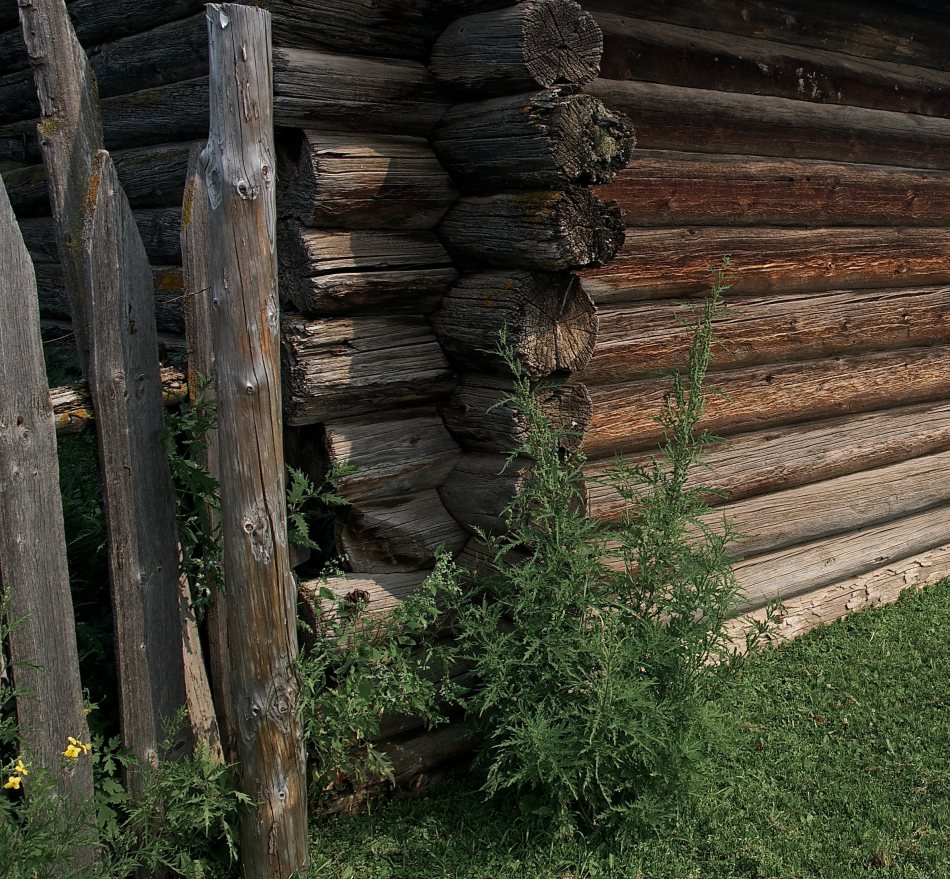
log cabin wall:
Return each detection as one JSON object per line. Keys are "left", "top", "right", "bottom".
{"left": 578, "top": 0, "right": 950, "bottom": 632}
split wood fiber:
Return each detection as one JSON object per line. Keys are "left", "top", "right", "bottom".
{"left": 0, "top": 175, "right": 98, "bottom": 868}
{"left": 205, "top": 6, "right": 307, "bottom": 874}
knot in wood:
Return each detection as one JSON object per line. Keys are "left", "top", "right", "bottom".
{"left": 241, "top": 502, "right": 274, "bottom": 563}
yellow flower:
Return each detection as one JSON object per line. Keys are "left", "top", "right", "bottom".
{"left": 62, "top": 736, "right": 91, "bottom": 759}
{"left": 13, "top": 759, "right": 28, "bottom": 777}
{"left": 3, "top": 775, "right": 21, "bottom": 790}
{"left": 62, "top": 744, "right": 81, "bottom": 759}
{"left": 80, "top": 741, "right": 91, "bottom": 756}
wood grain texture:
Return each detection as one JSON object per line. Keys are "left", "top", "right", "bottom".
{"left": 440, "top": 189, "right": 624, "bottom": 271}
{"left": 430, "top": 0, "right": 602, "bottom": 93}
{"left": 432, "top": 271, "right": 597, "bottom": 380}
{"left": 584, "top": 346, "right": 950, "bottom": 458}
{"left": 272, "top": 46, "right": 448, "bottom": 136}
{"left": 281, "top": 315, "right": 455, "bottom": 425}
{"left": 439, "top": 453, "right": 533, "bottom": 536}
{"left": 596, "top": 12, "right": 950, "bottom": 117}
{"left": 585, "top": 400, "right": 950, "bottom": 521}
{"left": 279, "top": 132, "right": 456, "bottom": 230}
{"left": 205, "top": 7, "right": 307, "bottom": 873}
{"left": 600, "top": 151, "right": 950, "bottom": 228}
{"left": 585, "top": 287, "right": 950, "bottom": 383}
{"left": 0, "top": 173, "right": 97, "bottom": 864}
{"left": 433, "top": 88, "right": 634, "bottom": 190}
{"left": 278, "top": 225, "right": 456, "bottom": 315}
{"left": 588, "top": 78, "right": 950, "bottom": 170}
{"left": 580, "top": 227, "right": 950, "bottom": 304}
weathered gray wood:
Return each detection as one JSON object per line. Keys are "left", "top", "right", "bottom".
{"left": 82, "top": 151, "right": 190, "bottom": 778}
{"left": 588, "top": 78, "right": 950, "bottom": 170}
{"left": 586, "top": 287, "right": 950, "bottom": 383}
{"left": 272, "top": 46, "right": 448, "bottom": 136}
{"left": 432, "top": 271, "right": 597, "bottom": 380}
{"left": 584, "top": 345, "right": 950, "bottom": 458}
{"left": 596, "top": 12, "right": 950, "bottom": 117}
{"left": 430, "top": 0, "right": 602, "bottom": 93}
{"left": 204, "top": 8, "right": 306, "bottom": 873}
{"left": 585, "top": 399, "right": 950, "bottom": 521}
{"left": 603, "top": 150, "right": 950, "bottom": 228}
{"left": 580, "top": 227, "right": 950, "bottom": 304}
{"left": 337, "top": 490, "right": 469, "bottom": 573}
{"left": 433, "top": 89, "right": 634, "bottom": 190}
{"left": 279, "top": 132, "right": 457, "bottom": 229}
{"left": 0, "top": 174, "right": 97, "bottom": 866}
{"left": 439, "top": 454, "right": 534, "bottom": 536}
{"left": 278, "top": 225, "right": 457, "bottom": 314}
{"left": 317, "top": 411, "right": 462, "bottom": 504}
{"left": 441, "top": 375, "right": 592, "bottom": 454}
{"left": 282, "top": 315, "right": 455, "bottom": 425}
{"left": 439, "top": 189, "right": 624, "bottom": 270}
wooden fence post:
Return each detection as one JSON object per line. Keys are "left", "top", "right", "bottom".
{"left": 0, "top": 176, "right": 98, "bottom": 866}
{"left": 204, "top": 5, "right": 308, "bottom": 876}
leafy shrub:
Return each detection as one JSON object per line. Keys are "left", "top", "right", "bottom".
{"left": 456, "top": 274, "right": 741, "bottom": 830}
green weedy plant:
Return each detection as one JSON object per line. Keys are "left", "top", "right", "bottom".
{"left": 456, "top": 269, "right": 742, "bottom": 831}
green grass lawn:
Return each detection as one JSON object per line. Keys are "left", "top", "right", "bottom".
{"left": 306, "top": 581, "right": 950, "bottom": 879}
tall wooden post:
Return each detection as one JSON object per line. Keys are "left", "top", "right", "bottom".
{"left": 204, "top": 5, "right": 308, "bottom": 876}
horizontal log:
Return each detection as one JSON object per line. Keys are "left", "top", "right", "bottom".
{"left": 586, "top": 399, "right": 950, "bottom": 520}
{"left": 279, "top": 132, "right": 457, "bottom": 230}
{"left": 3, "top": 140, "right": 192, "bottom": 216}
{"left": 34, "top": 262, "right": 184, "bottom": 335}
{"left": 586, "top": 0, "right": 950, "bottom": 72}
{"left": 430, "top": 0, "right": 602, "bottom": 94}
{"left": 51, "top": 365, "right": 187, "bottom": 436}
{"left": 271, "top": 47, "right": 448, "bottom": 137}
{"left": 278, "top": 226, "right": 457, "bottom": 315}
{"left": 588, "top": 78, "right": 950, "bottom": 170}
{"left": 317, "top": 411, "right": 462, "bottom": 504}
{"left": 281, "top": 315, "right": 455, "bottom": 425}
{"left": 297, "top": 572, "right": 429, "bottom": 633}
{"left": 432, "top": 88, "right": 634, "bottom": 190}
{"left": 439, "top": 454, "right": 533, "bottom": 537}
{"left": 441, "top": 375, "right": 592, "bottom": 454}
{"left": 439, "top": 189, "right": 624, "bottom": 271}
{"left": 725, "top": 542, "right": 950, "bottom": 649}
{"left": 584, "top": 346, "right": 950, "bottom": 458}
{"left": 579, "top": 227, "right": 950, "bottom": 304}
{"left": 0, "top": 14, "right": 208, "bottom": 123}
{"left": 337, "top": 490, "right": 469, "bottom": 573}
{"left": 733, "top": 503, "right": 950, "bottom": 614}
{"left": 601, "top": 150, "right": 950, "bottom": 228}
{"left": 596, "top": 13, "right": 950, "bottom": 117}
{"left": 585, "top": 287, "right": 950, "bottom": 383}
{"left": 432, "top": 271, "right": 597, "bottom": 380}
{"left": 19, "top": 207, "right": 182, "bottom": 264}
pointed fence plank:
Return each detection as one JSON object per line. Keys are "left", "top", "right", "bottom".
{"left": 0, "top": 174, "right": 97, "bottom": 866}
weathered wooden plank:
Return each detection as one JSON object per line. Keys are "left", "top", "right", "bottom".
{"left": 585, "top": 287, "right": 950, "bottom": 383}
{"left": 584, "top": 346, "right": 950, "bottom": 458}
{"left": 585, "top": 400, "right": 950, "bottom": 521}
{"left": 271, "top": 46, "right": 448, "bottom": 136}
{"left": 0, "top": 172, "right": 97, "bottom": 866}
{"left": 337, "top": 490, "right": 469, "bottom": 573}
{"left": 430, "top": 0, "right": 602, "bottom": 93}
{"left": 441, "top": 375, "right": 592, "bottom": 455}
{"left": 278, "top": 226, "right": 457, "bottom": 314}
{"left": 316, "top": 411, "right": 462, "bottom": 504}
{"left": 439, "top": 453, "right": 533, "bottom": 537}
{"left": 82, "top": 150, "right": 190, "bottom": 775}
{"left": 432, "top": 88, "right": 634, "bottom": 190}
{"left": 588, "top": 78, "right": 950, "bottom": 170}
{"left": 733, "top": 503, "right": 950, "bottom": 614}
{"left": 432, "top": 271, "right": 597, "bottom": 380}
{"left": 440, "top": 189, "right": 624, "bottom": 271}
{"left": 580, "top": 227, "right": 950, "bottom": 304}
{"left": 596, "top": 13, "right": 950, "bottom": 117}
{"left": 282, "top": 316, "right": 455, "bottom": 425}
{"left": 3, "top": 141, "right": 193, "bottom": 216}
{"left": 205, "top": 6, "right": 306, "bottom": 874}
{"left": 587, "top": 0, "right": 950, "bottom": 72}
{"left": 601, "top": 150, "right": 950, "bottom": 228}
{"left": 279, "top": 132, "right": 457, "bottom": 230}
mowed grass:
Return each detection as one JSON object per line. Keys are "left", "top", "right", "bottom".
{"left": 307, "top": 581, "right": 950, "bottom": 879}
